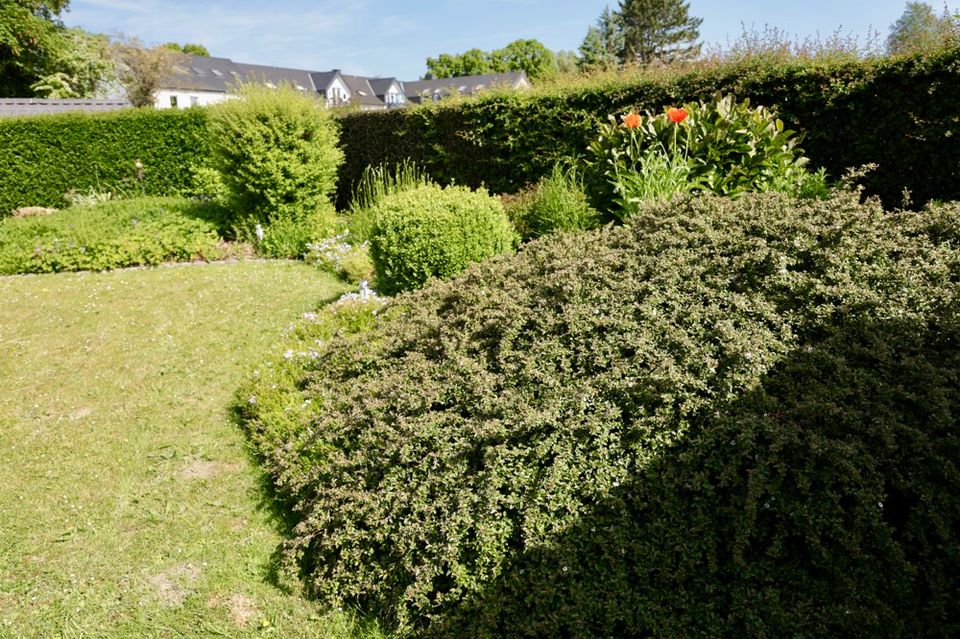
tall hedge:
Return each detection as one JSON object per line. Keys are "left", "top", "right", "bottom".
{"left": 0, "top": 108, "right": 210, "bottom": 214}
{"left": 336, "top": 48, "right": 960, "bottom": 209}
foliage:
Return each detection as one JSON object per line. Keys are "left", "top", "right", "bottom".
{"left": 244, "top": 207, "right": 338, "bottom": 259}
{"left": 0, "top": 196, "right": 225, "bottom": 274}
{"left": 30, "top": 27, "right": 116, "bottom": 98}
{"left": 617, "top": 0, "right": 703, "bottom": 64}
{"left": 334, "top": 48, "right": 960, "bottom": 210}
{"left": 0, "top": 107, "right": 211, "bottom": 214}
{"left": 579, "top": 6, "right": 625, "bottom": 71}
{"left": 306, "top": 232, "right": 374, "bottom": 284}
{"left": 426, "top": 38, "right": 557, "bottom": 80}
{"left": 554, "top": 49, "right": 580, "bottom": 74}
{"left": 0, "top": 0, "right": 69, "bottom": 97}
{"left": 368, "top": 184, "right": 516, "bottom": 295}
{"left": 240, "top": 191, "right": 960, "bottom": 635}
{"left": 514, "top": 163, "right": 601, "bottom": 238}
{"left": 886, "top": 1, "right": 960, "bottom": 55}
{"left": 345, "top": 160, "right": 435, "bottom": 242}
{"left": 162, "top": 41, "right": 210, "bottom": 56}
{"left": 112, "top": 37, "right": 181, "bottom": 108}
{"left": 208, "top": 83, "right": 343, "bottom": 230}
{"left": 584, "top": 94, "right": 826, "bottom": 219}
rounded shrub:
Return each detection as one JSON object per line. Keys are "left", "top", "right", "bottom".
{"left": 208, "top": 83, "right": 343, "bottom": 226}
{"left": 246, "top": 191, "right": 960, "bottom": 636}
{"left": 368, "top": 184, "right": 516, "bottom": 295}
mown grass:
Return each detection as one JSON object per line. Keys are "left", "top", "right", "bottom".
{"left": 0, "top": 261, "right": 383, "bottom": 638}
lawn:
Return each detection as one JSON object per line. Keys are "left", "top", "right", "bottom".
{"left": 0, "top": 261, "right": 381, "bottom": 638}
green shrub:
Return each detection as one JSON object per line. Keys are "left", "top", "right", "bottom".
{"left": 0, "top": 108, "right": 210, "bottom": 215}
{"left": 334, "top": 48, "right": 960, "bottom": 209}
{"left": 0, "top": 197, "right": 225, "bottom": 274}
{"left": 515, "top": 163, "right": 601, "bottom": 239}
{"left": 208, "top": 83, "right": 343, "bottom": 226}
{"left": 345, "top": 160, "right": 435, "bottom": 242}
{"left": 233, "top": 206, "right": 336, "bottom": 259}
{"left": 584, "top": 94, "right": 827, "bottom": 219}
{"left": 240, "top": 191, "right": 960, "bottom": 635}
{"left": 368, "top": 184, "right": 516, "bottom": 295}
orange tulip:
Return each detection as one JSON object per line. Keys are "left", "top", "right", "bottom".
{"left": 623, "top": 113, "right": 641, "bottom": 129}
{"left": 667, "top": 107, "right": 688, "bottom": 124}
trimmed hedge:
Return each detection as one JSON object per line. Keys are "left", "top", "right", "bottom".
{"left": 368, "top": 184, "right": 516, "bottom": 294}
{"left": 0, "top": 108, "right": 210, "bottom": 214}
{"left": 336, "top": 48, "right": 960, "bottom": 209}
{"left": 240, "top": 191, "right": 960, "bottom": 635}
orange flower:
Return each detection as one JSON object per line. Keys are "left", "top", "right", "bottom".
{"left": 623, "top": 113, "right": 641, "bottom": 129}
{"left": 667, "top": 107, "right": 688, "bottom": 124}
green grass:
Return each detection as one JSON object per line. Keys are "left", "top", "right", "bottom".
{"left": 0, "top": 197, "right": 231, "bottom": 275}
{"left": 0, "top": 261, "right": 383, "bottom": 638}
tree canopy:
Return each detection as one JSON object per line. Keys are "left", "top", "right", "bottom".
{"left": 0, "top": 0, "right": 70, "bottom": 96}
{"left": 578, "top": 0, "right": 701, "bottom": 69}
{"left": 886, "top": 2, "right": 960, "bottom": 55}
{"left": 162, "top": 42, "right": 211, "bottom": 57}
{"left": 425, "top": 39, "right": 557, "bottom": 80}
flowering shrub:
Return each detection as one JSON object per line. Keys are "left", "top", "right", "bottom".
{"left": 584, "top": 94, "right": 828, "bottom": 219}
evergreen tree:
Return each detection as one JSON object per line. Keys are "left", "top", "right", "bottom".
{"left": 578, "top": 6, "right": 624, "bottom": 70}
{"left": 617, "top": 0, "right": 702, "bottom": 64}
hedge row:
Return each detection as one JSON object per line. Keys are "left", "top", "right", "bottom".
{"left": 4, "top": 49, "right": 959, "bottom": 214}
{"left": 0, "top": 108, "right": 210, "bottom": 214}
{"left": 336, "top": 48, "right": 960, "bottom": 209}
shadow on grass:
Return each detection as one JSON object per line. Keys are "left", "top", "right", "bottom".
{"left": 415, "top": 313, "right": 960, "bottom": 637}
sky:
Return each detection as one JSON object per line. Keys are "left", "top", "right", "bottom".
{"left": 63, "top": 0, "right": 960, "bottom": 80}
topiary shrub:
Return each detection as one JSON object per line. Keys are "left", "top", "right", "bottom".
{"left": 208, "top": 83, "right": 343, "bottom": 228}
{"left": 242, "top": 190, "right": 960, "bottom": 636}
{"left": 368, "top": 184, "right": 516, "bottom": 295}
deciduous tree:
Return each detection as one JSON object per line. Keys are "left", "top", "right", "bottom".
{"left": 886, "top": 2, "right": 960, "bottom": 55}
{"left": 0, "top": 0, "right": 70, "bottom": 96}
{"left": 113, "top": 37, "right": 180, "bottom": 107}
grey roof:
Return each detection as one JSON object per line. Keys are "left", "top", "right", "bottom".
{"left": 341, "top": 75, "right": 387, "bottom": 107}
{"left": 368, "top": 77, "right": 401, "bottom": 98}
{"left": 402, "top": 72, "right": 528, "bottom": 100}
{"left": 309, "top": 70, "right": 340, "bottom": 93}
{"left": 0, "top": 98, "right": 131, "bottom": 118}
{"left": 166, "top": 54, "right": 315, "bottom": 93}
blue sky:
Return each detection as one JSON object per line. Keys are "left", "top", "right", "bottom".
{"left": 65, "top": 0, "right": 959, "bottom": 80}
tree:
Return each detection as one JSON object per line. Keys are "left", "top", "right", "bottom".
{"left": 31, "top": 28, "right": 116, "bottom": 98}
{"left": 490, "top": 39, "right": 557, "bottom": 79}
{"left": 425, "top": 48, "right": 490, "bottom": 78}
{"left": 886, "top": 2, "right": 960, "bottom": 55}
{"left": 554, "top": 50, "right": 580, "bottom": 74}
{"left": 0, "top": 0, "right": 70, "bottom": 96}
{"left": 162, "top": 42, "right": 210, "bottom": 56}
{"left": 579, "top": 6, "right": 625, "bottom": 70}
{"left": 617, "top": 0, "right": 702, "bottom": 64}
{"left": 424, "top": 39, "right": 559, "bottom": 81}
{"left": 113, "top": 38, "right": 180, "bottom": 107}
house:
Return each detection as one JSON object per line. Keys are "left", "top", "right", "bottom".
{"left": 158, "top": 54, "right": 529, "bottom": 111}
{"left": 0, "top": 98, "right": 131, "bottom": 118}
{"left": 402, "top": 72, "right": 530, "bottom": 104}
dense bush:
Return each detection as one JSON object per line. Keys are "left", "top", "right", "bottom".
{"left": 0, "top": 108, "right": 211, "bottom": 215}
{"left": 240, "top": 191, "right": 960, "bottom": 635}
{"left": 208, "top": 83, "right": 343, "bottom": 228}
{"left": 368, "top": 184, "right": 516, "bottom": 295}
{"left": 0, "top": 197, "right": 225, "bottom": 274}
{"left": 335, "top": 48, "right": 960, "bottom": 209}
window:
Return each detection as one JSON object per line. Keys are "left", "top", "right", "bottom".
{"left": 211, "top": 69, "right": 223, "bottom": 77}
{"left": 190, "top": 96, "right": 199, "bottom": 107}
{"left": 170, "top": 95, "right": 178, "bottom": 108}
